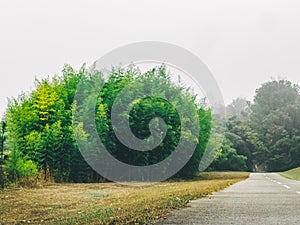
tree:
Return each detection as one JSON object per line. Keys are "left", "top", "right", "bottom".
{"left": 5, "top": 66, "right": 86, "bottom": 183}
{"left": 210, "top": 140, "right": 247, "bottom": 171}
{"left": 0, "top": 120, "right": 7, "bottom": 189}
{"left": 250, "top": 80, "right": 300, "bottom": 171}
{"left": 89, "top": 66, "right": 211, "bottom": 178}
{"left": 6, "top": 148, "right": 39, "bottom": 185}
{"left": 226, "top": 98, "right": 251, "bottom": 121}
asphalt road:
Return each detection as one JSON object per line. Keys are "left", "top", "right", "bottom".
{"left": 156, "top": 173, "right": 300, "bottom": 225}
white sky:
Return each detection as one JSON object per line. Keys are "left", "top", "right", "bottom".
{"left": 1, "top": 0, "right": 300, "bottom": 116}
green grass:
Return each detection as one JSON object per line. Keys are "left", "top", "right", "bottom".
{"left": 280, "top": 167, "right": 300, "bottom": 181}
{"left": 89, "top": 193, "right": 109, "bottom": 198}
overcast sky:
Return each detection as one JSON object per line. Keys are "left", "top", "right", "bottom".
{"left": 1, "top": 0, "right": 300, "bottom": 116}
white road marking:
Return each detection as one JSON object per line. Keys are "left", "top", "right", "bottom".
{"left": 296, "top": 191, "right": 300, "bottom": 194}
{"left": 283, "top": 185, "right": 291, "bottom": 189}
{"left": 277, "top": 182, "right": 282, "bottom": 185}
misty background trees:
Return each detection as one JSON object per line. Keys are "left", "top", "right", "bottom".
{"left": 214, "top": 80, "right": 300, "bottom": 172}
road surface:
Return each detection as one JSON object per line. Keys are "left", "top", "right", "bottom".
{"left": 156, "top": 173, "right": 300, "bottom": 225}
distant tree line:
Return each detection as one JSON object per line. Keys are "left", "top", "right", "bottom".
{"left": 211, "top": 80, "right": 300, "bottom": 172}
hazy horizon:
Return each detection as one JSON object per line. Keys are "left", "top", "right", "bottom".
{"left": 1, "top": 0, "right": 300, "bottom": 116}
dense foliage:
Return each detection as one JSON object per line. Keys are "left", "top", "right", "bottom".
{"left": 250, "top": 80, "right": 300, "bottom": 171}
{"left": 1, "top": 65, "right": 212, "bottom": 184}
{"left": 213, "top": 80, "right": 300, "bottom": 172}
{"left": 2, "top": 64, "right": 299, "bottom": 186}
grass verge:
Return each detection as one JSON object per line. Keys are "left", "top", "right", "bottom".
{"left": 280, "top": 167, "right": 300, "bottom": 181}
{"left": 0, "top": 172, "right": 249, "bottom": 225}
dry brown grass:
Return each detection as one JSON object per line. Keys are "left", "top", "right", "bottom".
{"left": 0, "top": 172, "right": 249, "bottom": 225}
